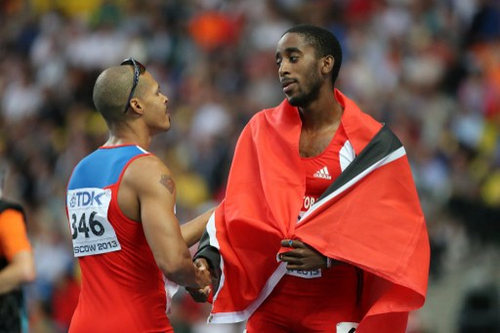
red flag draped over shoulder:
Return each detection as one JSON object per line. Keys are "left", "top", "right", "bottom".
{"left": 202, "top": 90, "right": 430, "bottom": 331}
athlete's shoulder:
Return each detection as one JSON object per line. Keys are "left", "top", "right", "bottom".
{"left": 121, "top": 154, "right": 172, "bottom": 186}
{"left": 246, "top": 108, "right": 268, "bottom": 125}
{"left": 72, "top": 149, "right": 99, "bottom": 169}
{"left": 247, "top": 98, "right": 294, "bottom": 128}
{"left": 69, "top": 145, "right": 153, "bottom": 190}
{"left": 126, "top": 153, "right": 167, "bottom": 171}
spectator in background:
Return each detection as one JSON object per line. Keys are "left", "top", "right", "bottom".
{"left": 0, "top": 169, "right": 36, "bottom": 333}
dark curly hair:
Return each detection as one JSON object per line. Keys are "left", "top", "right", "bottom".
{"left": 283, "top": 24, "right": 342, "bottom": 86}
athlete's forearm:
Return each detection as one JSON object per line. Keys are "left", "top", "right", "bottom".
{"left": 180, "top": 208, "right": 214, "bottom": 247}
{"left": 0, "top": 251, "right": 35, "bottom": 294}
{"left": 163, "top": 254, "right": 210, "bottom": 288}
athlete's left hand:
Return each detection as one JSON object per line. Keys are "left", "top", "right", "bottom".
{"left": 186, "top": 284, "right": 211, "bottom": 303}
{"left": 280, "top": 239, "right": 327, "bottom": 270}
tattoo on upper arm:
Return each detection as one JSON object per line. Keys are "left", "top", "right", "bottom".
{"left": 159, "top": 175, "right": 175, "bottom": 194}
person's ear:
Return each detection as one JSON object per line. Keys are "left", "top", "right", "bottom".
{"left": 129, "top": 98, "right": 144, "bottom": 115}
{"left": 321, "top": 55, "right": 334, "bottom": 76}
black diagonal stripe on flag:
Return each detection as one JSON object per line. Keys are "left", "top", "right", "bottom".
{"left": 318, "top": 125, "right": 402, "bottom": 201}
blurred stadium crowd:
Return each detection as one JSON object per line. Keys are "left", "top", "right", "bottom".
{"left": 0, "top": 0, "right": 499, "bottom": 332}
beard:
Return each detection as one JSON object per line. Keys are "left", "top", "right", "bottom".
{"left": 287, "top": 74, "right": 322, "bottom": 108}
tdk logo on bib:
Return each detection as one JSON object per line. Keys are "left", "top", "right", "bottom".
{"left": 67, "top": 187, "right": 121, "bottom": 257}
{"left": 69, "top": 190, "right": 107, "bottom": 208}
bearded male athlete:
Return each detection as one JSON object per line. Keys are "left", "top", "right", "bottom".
{"left": 190, "top": 25, "right": 429, "bottom": 333}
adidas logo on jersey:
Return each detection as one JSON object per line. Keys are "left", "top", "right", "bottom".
{"left": 313, "top": 166, "right": 331, "bottom": 180}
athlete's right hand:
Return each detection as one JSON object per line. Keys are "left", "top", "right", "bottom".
{"left": 186, "top": 258, "right": 213, "bottom": 302}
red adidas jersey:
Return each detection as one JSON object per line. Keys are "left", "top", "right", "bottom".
{"left": 299, "top": 122, "right": 353, "bottom": 217}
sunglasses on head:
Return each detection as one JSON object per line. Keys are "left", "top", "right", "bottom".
{"left": 120, "top": 57, "right": 146, "bottom": 113}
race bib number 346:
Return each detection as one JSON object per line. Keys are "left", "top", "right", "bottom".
{"left": 67, "top": 188, "right": 121, "bottom": 257}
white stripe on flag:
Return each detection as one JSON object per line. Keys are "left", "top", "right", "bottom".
{"left": 300, "top": 146, "right": 406, "bottom": 223}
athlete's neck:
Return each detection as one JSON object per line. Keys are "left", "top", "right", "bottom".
{"left": 299, "top": 87, "right": 343, "bottom": 132}
{"left": 104, "top": 129, "right": 151, "bottom": 150}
